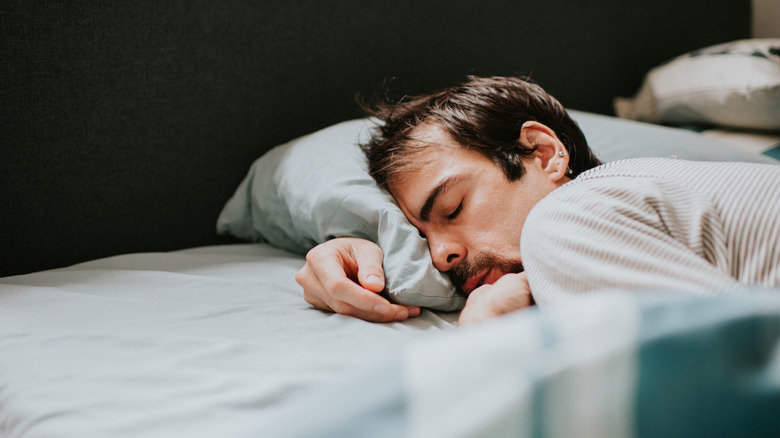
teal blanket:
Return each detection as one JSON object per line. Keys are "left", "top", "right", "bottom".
{"left": 263, "top": 292, "right": 780, "bottom": 438}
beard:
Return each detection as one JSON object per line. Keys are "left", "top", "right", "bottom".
{"left": 448, "top": 250, "right": 524, "bottom": 292}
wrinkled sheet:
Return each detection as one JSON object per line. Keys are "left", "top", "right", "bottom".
{"left": 0, "top": 244, "right": 458, "bottom": 437}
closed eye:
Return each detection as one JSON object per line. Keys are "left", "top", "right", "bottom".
{"left": 447, "top": 201, "right": 463, "bottom": 220}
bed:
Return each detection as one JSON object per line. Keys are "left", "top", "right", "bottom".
{"left": 2, "top": 1, "right": 779, "bottom": 437}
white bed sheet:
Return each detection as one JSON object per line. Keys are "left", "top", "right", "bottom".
{"left": 0, "top": 244, "right": 458, "bottom": 437}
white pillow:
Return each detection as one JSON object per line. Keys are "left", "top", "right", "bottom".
{"left": 615, "top": 39, "right": 780, "bottom": 131}
{"left": 217, "top": 112, "right": 776, "bottom": 311}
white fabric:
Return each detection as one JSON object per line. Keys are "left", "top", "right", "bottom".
{"left": 522, "top": 158, "right": 780, "bottom": 306}
{"left": 614, "top": 39, "right": 780, "bottom": 131}
{"left": 0, "top": 244, "right": 458, "bottom": 437}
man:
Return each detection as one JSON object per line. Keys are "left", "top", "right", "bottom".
{"left": 295, "top": 76, "right": 780, "bottom": 326}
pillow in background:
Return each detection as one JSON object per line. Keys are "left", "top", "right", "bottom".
{"left": 615, "top": 39, "right": 780, "bottom": 131}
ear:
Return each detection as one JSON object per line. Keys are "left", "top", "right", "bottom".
{"left": 519, "top": 121, "right": 570, "bottom": 182}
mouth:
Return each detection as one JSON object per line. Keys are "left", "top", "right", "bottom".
{"left": 461, "top": 267, "right": 493, "bottom": 295}
{"left": 452, "top": 253, "right": 524, "bottom": 295}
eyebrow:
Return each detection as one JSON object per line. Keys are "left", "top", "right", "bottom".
{"left": 419, "top": 176, "right": 464, "bottom": 222}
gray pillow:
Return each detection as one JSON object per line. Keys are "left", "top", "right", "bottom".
{"left": 217, "top": 113, "right": 777, "bottom": 311}
{"left": 217, "top": 119, "right": 461, "bottom": 311}
{"left": 571, "top": 110, "right": 779, "bottom": 164}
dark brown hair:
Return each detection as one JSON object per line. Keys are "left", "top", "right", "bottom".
{"left": 361, "top": 75, "right": 601, "bottom": 188}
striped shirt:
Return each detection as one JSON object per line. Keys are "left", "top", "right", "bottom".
{"left": 521, "top": 158, "right": 780, "bottom": 307}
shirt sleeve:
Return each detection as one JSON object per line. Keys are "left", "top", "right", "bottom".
{"left": 520, "top": 175, "right": 739, "bottom": 307}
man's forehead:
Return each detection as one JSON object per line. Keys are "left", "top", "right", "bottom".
{"left": 408, "top": 122, "right": 457, "bottom": 146}
{"left": 396, "top": 124, "right": 465, "bottom": 174}
{"left": 384, "top": 125, "right": 454, "bottom": 187}
{"left": 389, "top": 143, "right": 480, "bottom": 218}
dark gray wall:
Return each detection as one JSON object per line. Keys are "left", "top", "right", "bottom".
{"left": 1, "top": 0, "right": 751, "bottom": 276}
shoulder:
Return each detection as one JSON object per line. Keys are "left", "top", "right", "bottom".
{"left": 520, "top": 158, "right": 714, "bottom": 282}
{"left": 530, "top": 158, "right": 779, "bottom": 225}
{"left": 525, "top": 159, "right": 673, "bottom": 230}
{"left": 525, "top": 157, "right": 734, "bottom": 223}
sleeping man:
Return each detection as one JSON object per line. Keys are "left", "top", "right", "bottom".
{"left": 295, "top": 76, "right": 780, "bottom": 326}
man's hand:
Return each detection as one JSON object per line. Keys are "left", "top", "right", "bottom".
{"left": 458, "top": 272, "right": 533, "bottom": 327}
{"left": 295, "top": 237, "right": 421, "bottom": 323}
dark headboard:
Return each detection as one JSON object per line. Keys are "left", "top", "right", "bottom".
{"left": 1, "top": 0, "right": 751, "bottom": 276}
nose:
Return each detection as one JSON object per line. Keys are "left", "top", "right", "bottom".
{"left": 429, "top": 239, "right": 466, "bottom": 272}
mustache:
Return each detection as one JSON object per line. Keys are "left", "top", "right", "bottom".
{"left": 448, "top": 251, "right": 524, "bottom": 291}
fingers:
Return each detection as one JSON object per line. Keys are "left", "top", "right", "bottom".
{"left": 458, "top": 272, "right": 533, "bottom": 328}
{"left": 330, "top": 300, "right": 420, "bottom": 323}
{"left": 295, "top": 238, "right": 420, "bottom": 323}
{"left": 352, "top": 240, "right": 386, "bottom": 293}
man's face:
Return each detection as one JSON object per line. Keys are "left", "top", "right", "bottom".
{"left": 388, "top": 123, "right": 567, "bottom": 294}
